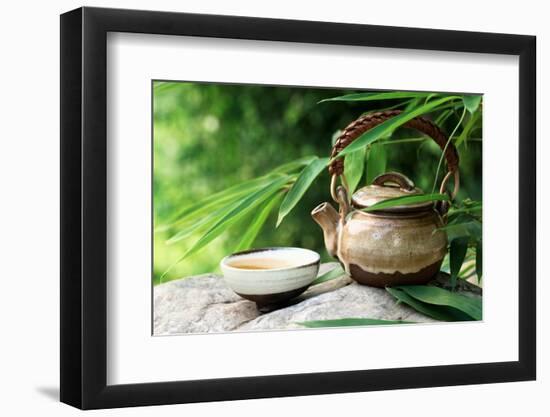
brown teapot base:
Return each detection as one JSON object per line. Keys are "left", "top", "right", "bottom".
{"left": 348, "top": 260, "right": 442, "bottom": 288}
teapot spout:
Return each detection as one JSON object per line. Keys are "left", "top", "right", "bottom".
{"left": 311, "top": 202, "right": 340, "bottom": 258}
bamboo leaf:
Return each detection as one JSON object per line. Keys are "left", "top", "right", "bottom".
{"left": 386, "top": 287, "right": 472, "bottom": 321}
{"left": 435, "top": 109, "right": 453, "bottom": 125}
{"left": 431, "top": 106, "right": 466, "bottom": 193}
{"left": 439, "top": 220, "right": 482, "bottom": 241}
{"left": 444, "top": 248, "right": 475, "bottom": 279}
{"left": 160, "top": 177, "right": 290, "bottom": 281}
{"left": 320, "top": 91, "right": 437, "bottom": 103}
{"left": 366, "top": 143, "right": 387, "bottom": 184}
{"left": 298, "top": 318, "right": 412, "bottom": 328}
{"left": 440, "top": 253, "right": 450, "bottom": 274}
{"left": 405, "top": 97, "right": 421, "bottom": 111}
{"left": 447, "top": 204, "right": 482, "bottom": 217}
{"left": 450, "top": 237, "right": 470, "bottom": 289}
{"left": 158, "top": 174, "right": 283, "bottom": 232}
{"left": 372, "top": 99, "right": 415, "bottom": 112}
{"left": 335, "top": 96, "right": 459, "bottom": 158}
{"left": 462, "top": 95, "right": 482, "bottom": 114}
{"left": 361, "top": 193, "right": 449, "bottom": 212}
{"left": 311, "top": 265, "right": 346, "bottom": 285}
{"left": 165, "top": 175, "right": 291, "bottom": 244}
{"left": 344, "top": 147, "right": 366, "bottom": 194}
{"left": 183, "top": 177, "right": 288, "bottom": 258}
{"left": 396, "top": 285, "right": 482, "bottom": 320}
{"left": 270, "top": 156, "right": 318, "bottom": 174}
{"left": 424, "top": 93, "right": 438, "bottom": 103}
{"left": 456, "top": 110, "right": 481, "bottom": 148}
{"left": 166, "top": 202, "right": 236, "bottom": 244}
{"left": 276, "top": 157, "right": 329, "bottom": 227}
{"left": 458, "top": 262, "right": 476, "bottom": 279}
{"left": 234, "top": 192, "right": 283, "bottom": 252}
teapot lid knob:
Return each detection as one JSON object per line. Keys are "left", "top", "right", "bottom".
{"left": 371, "top": 172, "right": 416, "bottom": 192}
{"left": 351, "top": 171, "right": 432, "bottom": 212}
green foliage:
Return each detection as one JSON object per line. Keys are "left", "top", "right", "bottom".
{"left": 153, "top": 83, "right": 354, "bottom": 282}
{"left": 335, "top": 96, "right": 459, "bottom": 158}
{"left": 154, "top": 83, "right": 482, "bottom": 284}
{"left": 456, "top": 110, "right": 481, "bottom": 148}
{"left": 395, "top": 286, "right": 482, "bottom": 320}
{"left": 431, "top": 106, "right": 466, "bottom": 193}
{"left": 298, "top": 318, "right": 412, "bottom": 328}
{"left": 440, "top": 221, "right": 482, "bottom": 241}
{"left": 276, "top": 157, "right": 329, "bottom": 227}
{"left": 160, "top": 176, "right": 290, "bottom": 281}
{"left": 386, "top": 286, "right": 480, "bottom": 321}
{"left": 163, "top": 176, "right": 284, "bottom": 244}
{"left": 447, "top": 199, "right": 482, "bottom": 217}
{"left": 311, "top": 265, "right": 345, "bottom": 285}
{"left": 462, "top": 95, "right": 482, "bottom": 114}
{"left": 450, "top": 237, "right": 470, "bottom": 289}
{"left": 234, "top": 193, "right": 284, "bottom": 252}
{"left": 440, "top": 198, "right": 483, "bottom": 286}
{"left": 365, "top": 143, "right": 387, "bottom": 184}
{"left": 476, "top": 241, "right": 483, "bottom": 282}
{"left": 344, "top": 148, "right": 366, "bottom": 194}
{"left": 270, "top": 156, "right": 318, "bottom": 174}
{"left": 386, "top": 287, "right": 469, "bottom": 321}
{"left": 361, "top": 193, "right": 449, "bottom": 212}
{"left": 319, "top": 91, "right": 436, "bottom": 103}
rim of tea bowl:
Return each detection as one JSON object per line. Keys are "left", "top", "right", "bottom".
{"left": 220, "top": 247, "right": 320, "bottom": 306}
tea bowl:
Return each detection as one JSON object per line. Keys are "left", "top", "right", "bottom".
{"left": 220, "top": 247, "right": 320, "bottom": 306}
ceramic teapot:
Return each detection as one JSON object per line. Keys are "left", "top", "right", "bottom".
{"left": 311, "top": 110, "right": 460, "bottom": 287}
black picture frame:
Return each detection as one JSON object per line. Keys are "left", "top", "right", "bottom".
{"left": 60, "top": 6, "right": 536, "bottom": 410}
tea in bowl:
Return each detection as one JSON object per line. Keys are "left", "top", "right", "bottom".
{"left": 220, "top": 247, "right": 320, "bottom": 306}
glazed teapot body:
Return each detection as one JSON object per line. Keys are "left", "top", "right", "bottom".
{"left": 340, "top": 207, "right": 446, "bottom": 287}
{"left": 312, "top": 110, "right": 460, "bottom": 287}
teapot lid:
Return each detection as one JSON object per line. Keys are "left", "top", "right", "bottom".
{"left": 352, "top": 172, "right": 432, "bottom": 213}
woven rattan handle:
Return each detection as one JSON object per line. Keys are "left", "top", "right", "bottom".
{"left": 329, "top": 110, "right": 460, "bottom": 199}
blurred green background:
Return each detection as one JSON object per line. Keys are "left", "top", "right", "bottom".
{"left": 153, "top": 81, "right": 482, "bottom": 284}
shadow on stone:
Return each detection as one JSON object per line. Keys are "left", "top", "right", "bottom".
{"left": 255, "top": 265, "right": 351, "bottom": 313}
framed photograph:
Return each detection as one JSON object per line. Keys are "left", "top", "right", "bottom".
{"left": 60, "top": 6, "right": 536, "bottom": 409}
